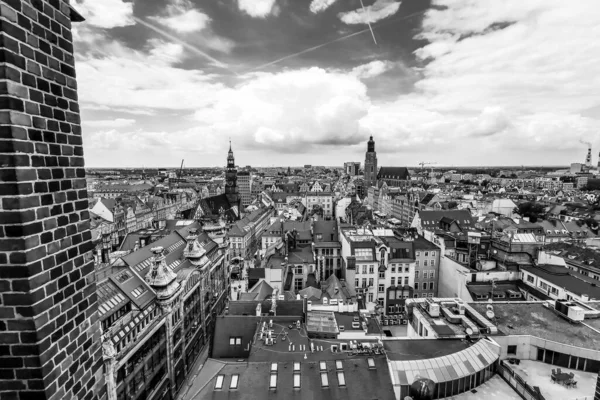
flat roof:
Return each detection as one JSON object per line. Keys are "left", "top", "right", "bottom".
{"left": 383, "top": 339, "right": 471, "bottom": 361}
{"left": 469, "top": 302, "right": 600, "bottom": 349}
{"left": 306, "top": 311, "right": 339, "bottom": 334}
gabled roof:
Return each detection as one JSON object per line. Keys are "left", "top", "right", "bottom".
{"left": 418, "top": 210, "right": 474, "bottom": 229}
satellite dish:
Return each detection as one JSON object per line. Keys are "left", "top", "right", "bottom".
{"left": 466, "top": 328, "right": 474, "bottom": 335}
{"left": 486, "top": 310, "right": 495, "bottom": 319}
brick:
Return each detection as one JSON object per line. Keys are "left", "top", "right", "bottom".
{"left": 0, "top": 20, "right": 27, "bottom": 42}
{"left": 0, "top": 4, "right": 19, "bottom": 22}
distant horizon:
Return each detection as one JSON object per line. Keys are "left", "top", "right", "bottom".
{"left": 85, "top": 165, "right": 572, "bottom": 170}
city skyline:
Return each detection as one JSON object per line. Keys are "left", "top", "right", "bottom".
{"left": 75, "top": 0, "right": 600, "bottom": 168}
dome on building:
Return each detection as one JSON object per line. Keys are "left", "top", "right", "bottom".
{"left": 145, "top": 246, "right": 180, "bottom": 299}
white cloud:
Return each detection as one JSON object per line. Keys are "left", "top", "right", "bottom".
{"left": 193, "top": 68, "right": 370, "bottom": 152}
{"left": 85, "top": 118, "right": 136, "bottom": 128}
{"left": 339, "top": 0, "right": 401, "bottom": 25}
{"left": 76, "top": 39, "right": 225, "bottom": 111}
{"left": 149, "top": 0, "right": 210, "bottom": 33}
{"left": 351, "top": 60, "right": 393, "bottom": 79}
{"left": 237, "top": 0, "right": 279, "bottom": 18}
{"left": 75, "top": 0, "right": 134, "bottom": 29}
{"left": 310, "top": 0, "right": 338, "bottom": 14}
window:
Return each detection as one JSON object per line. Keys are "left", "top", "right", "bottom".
{"left": 131, "top": 285, "right": 147, "bottom": 298}
{"left": 526, "top": 274, "right": 534, "bottom": 283}
{"left": 378, "top": 284, "right": 384, "bottom": 293}
{"left": 415, "top": 271, "right": 419, "bottom": 279}
{"left": 337, "top": 371, "right": 346, "bottom": 387}
{"left": 115, "top": 271, "right": 132, "bottom": 283}
{"left": 230, "top": 375, "right": 239, "bottom": 389}
{"left": 429, "top": 282, "right": 434, "bottom": 290}
{"left": 355, "top": 278, "right": 359, "bottom": 288}
{"left": 369, "top": 265, "right": 374, "bottom": 274}
{"left": 271, "top": 363, "right": 278, "bottom": 372}
{"left": 430, "top": 271, "right": 435, "bottom": 278}
{"left": 413, "top": 294, "right": 419, "bottom": 298}
{"left": 215, "top": 375, "right": 224, "bottom": 390}
{"left": 295, "top": 265, "right": 303, "bottom": 274}
{"left": 355, "top": 249, "right": 371, "bottom": 260}
{"left": 431, "top": 251, "right": 435, "bottom": 256}
{"left": 294, "top": 362, "right": 300, "bottom": 372}
{"left": 362, "top": 265, "right": 367, "bottom": 274}
{"left": 415, "top": 282, "right": 419, "bottom": 290}
{"left": 319, "top": 361, "right": 327, "bottom": 371}
{"left": 404, "top": 266, "right": 409, "bottom": 272}
{"left": 422, "top": 293, "right": 427, "bottom": 298}
{"left": 423, "top": 272, "right": 428, "bottom": 279}
{"left": 416, "top": 261, "right": 420, "bottom": 267}
{"left": 431, "top": 260, "right": 435, "bottom": 267}
{"left": 391, "top": 277, "right": 395, "bottom": 286}
{"left": 320, "top": 372, "right": 329, "bottom": 388}
{"left": 416, "top": 252, "right": 420, "bottom": 256}
{"left": 335, "top": 360, "right": 343, "bottom": 370}
{"left": 368, "top": 293, "right": 373, "bottom": 302}
{"left": 269, "top": 374, "right": 277, "bottom": 389}
{"left": 293, "top": 373, "right": 301, "bottom": 388}
{"left": 428, "top": 293, "right": 433, "bottom": 298}
{"left": 425, "top": 252, "right": 429, "bottom": 257}
{"left": 507, "top": 345, "right": 517, "bottom": 355}
{"left": 379, "top": 271, "right": 385, "bottom": 279}
{"left": 368, "top": 278, "right": 374, "bottom": 287}
{"left": 404, "top": 277, "right": 409, "bottom": 285}
{"left": 424, "top": 260, "right": 428, "bottom": 267}
{"left": 391, "top": 266, "right": 396, "bottom": 273}
{"left": 229, "top": 337, "right": 242, "bottom": 346}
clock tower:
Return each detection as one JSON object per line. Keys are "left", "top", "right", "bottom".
{"left": 225, "top": 140, "right": 239, "bottom": 207}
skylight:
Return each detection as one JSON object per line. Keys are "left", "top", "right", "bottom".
{"left": 337, "top": 371, "right": 346, "bottom": 387}
{"left": 367, "top": 358, "right": 375, "bottom": 369}
{"left": 293, "top": 362, "right": 300, "bottom": 372}
{"left": 269, "top": 373, "right": 277, "bottom": 389}
{"left": 320, "top": 372, "right": 329, "bottom": 388}
{"left": 230, "top": 374, "right": 239, "bottom": 389}
{"left": 293, "top": 373, "right": 301, "bottom": 388}
{"left": 215, "top": 375, "right": 224, "bottom": 390}
{"left": 131, "top": 285, "right": 147, "bottom": 298}
{"left": 319, "top": 361, "right": 326, "bottom": 371}
{"left": 271, "top": 363, "right": 278, "bottom": 372}
{"left": 335, "top": 360, "right": 343, "bottom": 370}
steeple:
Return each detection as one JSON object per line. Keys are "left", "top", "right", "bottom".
{"left": 145, "top": 247, "right": 180, "bottom": 299}
{"left": 367, "top": 135, "right": 375, "bottom": 153}
{"left": 225, "top": 140, "right": 240, "bottom": 211}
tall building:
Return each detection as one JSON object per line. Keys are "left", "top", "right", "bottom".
{"left": 225, "top": 141, "right": 240, "bottom": 208}
{"left": 344, "top": 161, "right": 361, "bottom": 176}
{"left": 364, "top": 136, "right": 378, "bottom": 187}
{"left": 238, "top": 171, "right": 252, "bottom": 207}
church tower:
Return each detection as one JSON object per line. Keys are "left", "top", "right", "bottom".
{"left": 225, "top": 141, "right": 240, "bottom": 206}
{"left": 364, "top": 136, "right": 378, "bottom": 187}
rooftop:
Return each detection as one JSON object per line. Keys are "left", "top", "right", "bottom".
{"left": 383, "top": 338, "right": 471, "bottom": 361}
{"left": 469, "top": 302, "right": 600, "bottom": 349}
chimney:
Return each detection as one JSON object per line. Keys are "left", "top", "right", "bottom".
{"left": 256, "top": 303, "right": 262, "bottom": 316}
{"left": 585, "top": 147, "right": 593, "bottom": 167}
{"left": 134, "top": 241, "right": 140, "bottom": 252}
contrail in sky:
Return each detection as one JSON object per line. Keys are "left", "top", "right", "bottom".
{"left": 249, "top": 9, "right": 428, "bottom": 72}
{"left": 359, "top": 0, "right": 378, "bottom": 45}
{"left": 132, "top": 16, "right": 238, "bottom": 76}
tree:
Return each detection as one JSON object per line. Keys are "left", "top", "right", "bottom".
{"left": 514, "top": 201, "right": 545, "bottom": 222}
{"left": 480, "top": 180, "right": 489, "bottom": 187}
{"left": 448, "top": 201, "right": 458, "bottom": 209}
{"left": 510, "top": 173, "right": 518, "bottom": 179}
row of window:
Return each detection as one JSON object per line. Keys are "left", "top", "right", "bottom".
{"left": 415, "top": 270, "right": 436, "bottom": 279}
{"left": 416, "top": 251, "right": 436, "bottom": 257}
{"left": 415, "top": 260, "right": 436, "bottom": 267}
{"left": 414, "top": 282, "right": 435, "bottom": 291}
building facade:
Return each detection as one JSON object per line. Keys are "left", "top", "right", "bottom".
{"left": 225, "top": 142, "right": 239, "bottom": 209}
{"left": 237, "top": 171, "right": 252, "bottom": 207}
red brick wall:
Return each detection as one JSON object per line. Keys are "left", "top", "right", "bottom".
{"left": 0, "top": 1, "right": 103, "bottom": 399}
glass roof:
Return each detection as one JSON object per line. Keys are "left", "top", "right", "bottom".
{"left": 389, "top": 339, "right": 500, "bottom": 385}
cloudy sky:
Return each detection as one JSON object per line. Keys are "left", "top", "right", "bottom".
{"left": 74, "top": 0, "right": 600, "bottom": 168}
